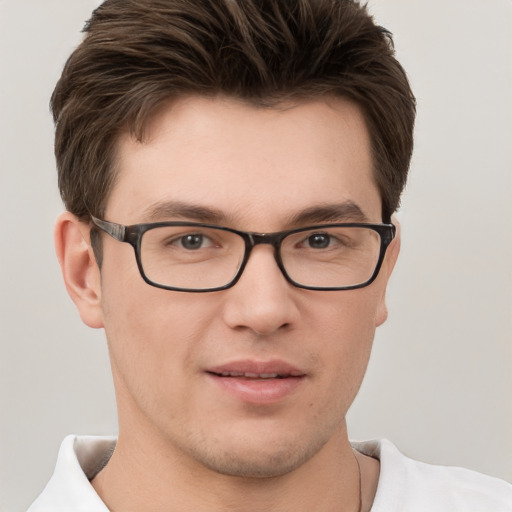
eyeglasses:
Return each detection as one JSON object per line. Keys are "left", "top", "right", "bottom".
{"left": 91, "top": 216, "right": 395, "bottom": 292}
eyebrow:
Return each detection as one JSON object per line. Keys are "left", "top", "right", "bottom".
{"left": 287, "top": 202, "right": 370, "bottom": 225}
{"left": 140, "top": 200, "right": 369, "bottom": 226}
{"left": 141, "top": 201, "right": 227, "bottom": 224}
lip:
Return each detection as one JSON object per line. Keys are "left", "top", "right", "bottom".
{"left": 205, "top": 360, "right": 306, "bottom": 405}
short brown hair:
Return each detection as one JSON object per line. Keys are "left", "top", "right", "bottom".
{"left": 51, "top": 0, "right": 415, "bottom": 223}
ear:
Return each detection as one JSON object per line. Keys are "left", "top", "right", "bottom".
{"left": 54, "top": 212, "right": 104, "bottom": 328}
{"left": 375, "top": 216, "right": 401, "bottom": 327}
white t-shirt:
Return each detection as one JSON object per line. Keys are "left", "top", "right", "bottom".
{"left": 27, "top": 435, "right": 512, "bottom": 511}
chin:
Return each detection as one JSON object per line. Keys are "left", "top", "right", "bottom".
{"left": 186, "top": 428, "right": 333, "bottom": 479}
{"left": 201, "top": 449, "right": 312, "bottom": 479}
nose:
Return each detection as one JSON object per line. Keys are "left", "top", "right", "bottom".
{"left": 222, "top": 245, "right": 300, "bottom": 336}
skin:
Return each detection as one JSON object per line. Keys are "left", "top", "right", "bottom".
{"left": 56, "top": 95, "right": 399, "bottom": 512}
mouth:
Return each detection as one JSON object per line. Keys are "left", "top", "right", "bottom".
{"left": 208, "top": 371, "right": 304, "bottom": 380}
{"left": 205, "top": 361, "right": 306, "bottom": 404}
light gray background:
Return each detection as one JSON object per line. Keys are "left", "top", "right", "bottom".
{"left": 1, "top": 1, "right": 511, "bottom": 511}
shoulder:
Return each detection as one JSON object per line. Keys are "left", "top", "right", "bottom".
{"left": 352, "top": 439, "right": 512, "bottom": 512}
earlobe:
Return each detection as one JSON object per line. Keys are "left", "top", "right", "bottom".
{"left": 375, "top": 217, "right": 401, "bottom": 327}
{"left": 54, "top": 212, "right": 104, "bottom": 328}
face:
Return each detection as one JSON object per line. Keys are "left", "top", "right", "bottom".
{"left": 91, "top": 96, "right": 397, "bottom": 478}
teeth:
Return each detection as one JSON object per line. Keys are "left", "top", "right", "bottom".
{"left": 218, "top": 371, "right": 286, "bottom": 379}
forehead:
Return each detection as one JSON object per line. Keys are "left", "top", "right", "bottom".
{"left": 108, "top": 95, "right": 381, "bottom": 228}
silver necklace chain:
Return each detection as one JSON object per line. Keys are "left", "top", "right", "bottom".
{"left": 352, "top": 449, "right": 363, "bottom": 512}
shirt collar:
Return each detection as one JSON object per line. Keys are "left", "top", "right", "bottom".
{"left": 28, "top": 435, "right": 116, "bottom": 512}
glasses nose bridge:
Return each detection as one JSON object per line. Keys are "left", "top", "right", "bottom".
{"left": 244, "top": 231, "right": 284, "bottom": 266}
{"left": 247, "top": 233, "right": 284, "bottom": 254}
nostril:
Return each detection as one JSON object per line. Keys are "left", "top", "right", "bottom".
{"left": 252, "top": 322, "right": 290, "bottom": 336}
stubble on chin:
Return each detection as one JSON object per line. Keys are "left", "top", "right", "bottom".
{"left": 179, "top": 421, "right": 341, "bottom": 479}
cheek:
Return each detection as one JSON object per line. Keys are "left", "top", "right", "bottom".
{"left": 101, "top": 291, "right": 200, "bottom": 428}
{"left": 100, "top": 268, "right": 221, "bottom": 393}
{"left": 307, "top": 287, "right": 382, "bottom": 345}
{"left": 305, "top": 289, "right": 382, "bottom": 393}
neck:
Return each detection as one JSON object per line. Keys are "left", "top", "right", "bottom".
{"left": 91, "top": 424, "right": 365, "bottom": 512}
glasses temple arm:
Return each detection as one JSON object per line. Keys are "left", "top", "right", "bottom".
{"left": 91, "top": 216, "right": 126, "bottom": 241}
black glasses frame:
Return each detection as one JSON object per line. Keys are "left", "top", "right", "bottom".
{"left": 91, "top": 216, "right": 395, "bottom": 292}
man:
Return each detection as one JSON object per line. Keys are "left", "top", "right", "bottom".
{"left": 27, "top": 0, "right": 512, "bottom": 511}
